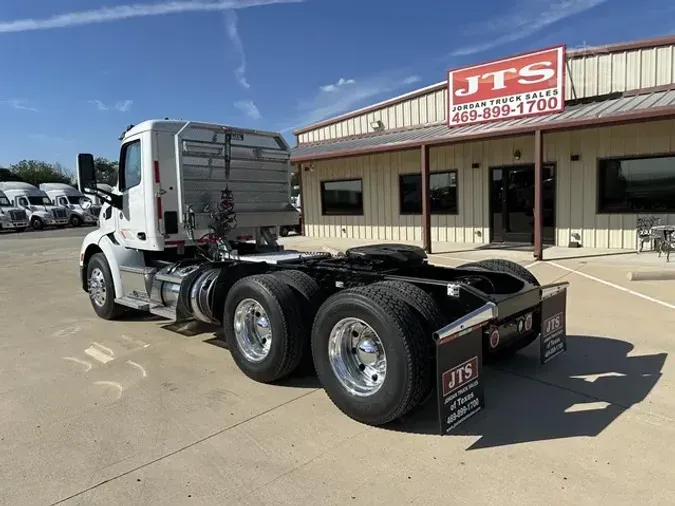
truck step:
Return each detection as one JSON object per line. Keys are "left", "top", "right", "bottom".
{"left": 115, "top": 292, "right": 150, "bottom": 311}
{"left": 149, "top": 305, "right": 177, "bottom": 320}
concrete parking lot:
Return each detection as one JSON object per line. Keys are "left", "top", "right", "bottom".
{"left": 1, "top": 231, "right": 674, "bottom": 505}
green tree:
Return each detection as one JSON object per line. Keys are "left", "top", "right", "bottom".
{"left": 94, "top": 157, "right": 118, "bottom": 186}
{"left": 8, "top": 160, "right": 73, "bottom": 187}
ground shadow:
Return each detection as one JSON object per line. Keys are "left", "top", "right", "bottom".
{"left": 202, "top": 331, "right": 321, "bottom": 389}
{"left": 384, "top": 334, "right": 667, "bottom": 449}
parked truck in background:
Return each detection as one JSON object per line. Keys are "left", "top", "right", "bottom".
{"left": 39, "top": 182, "right": 101, "bottom": 227}
{"left": 76, "top": 119, "right": 569, "bottom": 432}
{"left": 0, "top": 190, "right": 29, "bottom": 232}
{"left": 0, "top": 182, "right": 69, "bottom": 230}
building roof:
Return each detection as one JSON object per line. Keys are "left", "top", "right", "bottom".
{"left": 291, "top": 89, "right": 675, "bottom": 163}
{"left": 292, "top": 34, "right": 675, "bottom": 136}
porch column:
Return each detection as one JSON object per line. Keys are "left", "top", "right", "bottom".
{"left": 533, "top": 130, "right": 543, "bottom": 260}
{"left": 421, "top": 144, "right": 431, "bottom": 253}
{"left": 295, "top": 163, "right": 305, "bottom": 236}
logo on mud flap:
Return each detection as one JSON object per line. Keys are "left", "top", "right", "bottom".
{"left": 488, "top": 328, "right": 500, "bottom": 348}
{"left": 442, "top": 357, "right": 479, "bottom": 397}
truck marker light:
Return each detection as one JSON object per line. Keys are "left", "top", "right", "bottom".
{"left": 153, "top": 161, "right": 160, "bottom": 183}
{"left": 525, "top": 313, "right": 533, "bottom": 331}
{"left": 489, "top": 327, "right": 500, "bottom": 348}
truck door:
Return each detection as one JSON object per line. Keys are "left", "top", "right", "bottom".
{"left": 57, "top": 196, "right": 68, "bottom": 208}
{"left": 114, "top": 137, "right": 147, "bottom": 249}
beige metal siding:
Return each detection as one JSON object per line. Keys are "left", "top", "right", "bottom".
{"left": 552, "top": 119, "right": 675, "bottom": 249}
{"left": 297, "top": 44, "right": 675, "bottom": 145}
{"left": 302, "top": 120, "right": 674, "bottom": 250}
{"left": 302, "top": 135, "right": 534, "bottom": 245}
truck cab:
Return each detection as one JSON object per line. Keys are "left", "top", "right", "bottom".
{"left": 0, "top": 190, "right": 29, "bottom": 232}
{"left": 0, "top": 182, "right": 69, "bottom": 230}
{"left": 39, "top": 182, "right": 100, "bottom": 227}
{"left": 78, "top": 120, "right": 301, "bottom": 252}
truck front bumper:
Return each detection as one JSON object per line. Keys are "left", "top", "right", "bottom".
{"left": 0, "top": 221, "right": 28, "bottom": 229}
{"left": 432, "top": 281, "right": 569, "bottom": 435}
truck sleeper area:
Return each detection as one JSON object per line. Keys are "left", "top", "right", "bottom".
{"left": 76, "top": 119, "right": 570, "bottom": 432}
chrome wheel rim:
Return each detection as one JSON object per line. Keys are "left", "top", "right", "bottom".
{"left": 233, "top": 298, "right": 272, "bottom": 363}
{"left": 328, "top": 317, "right": 387, "bottom": 397}
{"left": 88, "top": 267, "right": 106, "bottom": 307}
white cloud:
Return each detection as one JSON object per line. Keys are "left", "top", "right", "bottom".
{"left": 320, "top": 78, "right": 356, "bottom": 93}
{"left": 89, "top": 99, "right": 133, "bottom": 112}
{"left": 403, "top": 75, "right": 421, "bottom": 85}
{"left": 224, "top": 10, "right": 249, "bottom": 89}
{"left": 89, "top": 99, "right": 109, "bottom": 111}
{"left": 115, "top": 100, "right": 133, "bottom": 112}
{"left": 2, "top": 99, "right": 38, "bottom": 112}
{"left": 449, "top": 0, "right": 610, "bottom": 56}
{"left": 283, "top": 72, "right": 417, "bottom": 132}
{"left": 234, "top": 100, "right": 262, "bottom": 119}
{"left": 0, "top": 0, "right": 306, "bottom": 33}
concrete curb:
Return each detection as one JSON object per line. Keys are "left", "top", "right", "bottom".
{"left": 627, "top": 270, "right": 675, "bottom": 281}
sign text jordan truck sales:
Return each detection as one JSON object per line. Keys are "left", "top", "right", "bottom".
{"left": 447, "top": 45, "right": 566, "bottom": 127}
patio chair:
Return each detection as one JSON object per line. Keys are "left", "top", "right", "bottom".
{"left": 636, "top": 216, "right": 662, "bottom": 253}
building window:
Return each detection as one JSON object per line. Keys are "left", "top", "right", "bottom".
{"left": 399, "top": 170, "right": 459, "bottom": 215}
{"left": 598, "top": 155, "right": 675, "bottom": 213}
{"left": 321, "top": 178, "right": 363, "bottom": 216}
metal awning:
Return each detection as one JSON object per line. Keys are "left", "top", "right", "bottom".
{"left": 291, "top": 89, "right": 675, "bottom": 162}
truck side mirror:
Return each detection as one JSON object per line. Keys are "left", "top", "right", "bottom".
{"left": 77, "top": 153, "right": 97, "bottom": 192}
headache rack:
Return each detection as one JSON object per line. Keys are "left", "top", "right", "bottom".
{"left": 174, "top": 122, "right": 299, "bottom": 234}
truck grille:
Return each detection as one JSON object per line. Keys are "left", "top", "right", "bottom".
{"left": 52, "top": 209, "right": 67, "bottom": 219}
{"left": 9, "top": 210, "right": 27, "bottom": 221}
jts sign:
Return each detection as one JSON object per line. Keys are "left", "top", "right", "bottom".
{"left": 447, "top": 45, "right": 566, "bottom": 127}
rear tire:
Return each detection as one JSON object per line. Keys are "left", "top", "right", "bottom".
{"left": 371, "top": 280, "right": 444, "bottom": 403}
{"left": 86, "top": 253, "right": 126, "bottom": 320}
{"left": 223, "top": 274, "right": 306, "bottom": 383}
{"left": 272, "top": 269, "right": 325, "bottom": 374}
{"left": 458, "top": 258, "right": 540, "bottom": 286}
{"left": 311, "top": 285, "right": 431, "bottom": 426}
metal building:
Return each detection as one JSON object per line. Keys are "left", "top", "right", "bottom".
{"left": 290, "top": 35, "right": 675, "bottom": 258}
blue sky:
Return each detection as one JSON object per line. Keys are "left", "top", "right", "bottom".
{"left": 0, "top": 0, "right": 673, "bottom": 171}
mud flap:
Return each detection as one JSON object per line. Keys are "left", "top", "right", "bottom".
{"left": 432, "top": 303, "right": 497, "bottom": 436}
{"left": 539, "top": 281, "right": 570, "bottom": 365}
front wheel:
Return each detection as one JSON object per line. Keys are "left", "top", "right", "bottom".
{"left": 311, "top": 285, "right": 431, "bottom": 426}
{"left": 70, "top": 214, "right": 83, "bottom": 227}
{"left": 86, "top": 253, "right": 125, "bottom": 320}
{"left": 279, "top": 226, "right": 290, "bottom": 237}
{"left": 30, "top": 217, "right": 44, "bottom": 230}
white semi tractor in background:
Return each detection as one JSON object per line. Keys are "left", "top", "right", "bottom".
{"left": 76, "top": 119, "right": 569, "bottom": 432}
{"left": 0, "top": 182, "right": 69, "bottom": 230}
{"left": 39, "top": 182, "right": 101, "bottom": 227}
{"left": 0, "top": 190, "right": 30, "bottom": 232}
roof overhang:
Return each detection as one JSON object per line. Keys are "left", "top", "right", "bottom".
{"left": 291, "top": 89, "right": 675, "bottom": 163}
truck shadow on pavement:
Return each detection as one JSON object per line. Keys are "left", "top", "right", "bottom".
{"left": 385, "top": 335, "right": 667, "bottom": 448}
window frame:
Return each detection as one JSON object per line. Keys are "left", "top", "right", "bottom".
{"left": 118, "top": 139, "right": 142, "bottom": 192}
{"left": 320, "top": 178, "right": 364, "bottom": 216}
{"left": 398, "top": 169, "right": 460, "bottom": 216}
{"left": 596, "top": 153, "right": 675, "bottom": 214}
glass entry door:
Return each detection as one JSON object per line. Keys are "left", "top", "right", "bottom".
{"left": 490, "top": 164, "right": 556, "bottom": 244}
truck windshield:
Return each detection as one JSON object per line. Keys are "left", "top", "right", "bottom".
{"left": 28, "top": 196, "right": 52, "bottom": 206}
{"left": 67, "top": 196, "right": 84, "bottom": 204}
{"left": 0, "top": 197, "right": 10, "bottom": 207}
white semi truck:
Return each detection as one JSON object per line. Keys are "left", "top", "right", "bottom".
{"left": 76, "top": 119, "right": 569, "bottom": 432}
{"left": 0, "top": 182, "right": 69, "bottom": 230}
{"left": 39, "top": 182, "right": 101, "bottom": 227}
{"left": 0, "top": 190, "right": 29, "bottom": 232}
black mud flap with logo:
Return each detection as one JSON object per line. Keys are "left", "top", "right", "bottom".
{"left": 539, "top": 281, "right": 570, "bottom": 365}
{"left": 432, "top": 302, "right": 497, "bottom": 436}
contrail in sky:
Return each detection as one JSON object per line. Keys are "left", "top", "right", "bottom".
{"left": 0, "top": 0, "right": 305, "bottom": 33}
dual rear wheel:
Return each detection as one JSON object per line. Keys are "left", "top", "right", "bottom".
{"left": 222, "top": 273, "right": 443, "bottom": 426}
